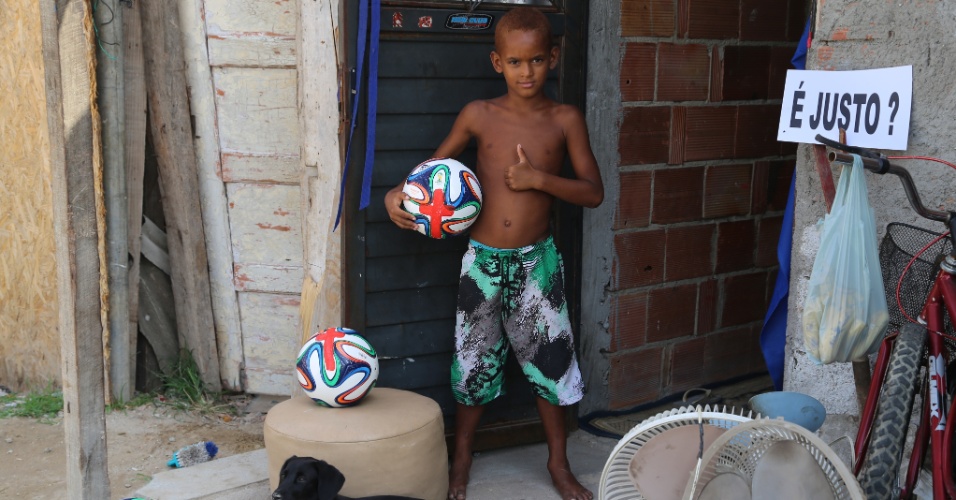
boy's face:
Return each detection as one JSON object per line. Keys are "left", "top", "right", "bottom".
{"left": 490, "top": 29, "right": 559, "bottom": 99}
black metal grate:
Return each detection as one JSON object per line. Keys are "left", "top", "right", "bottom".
{"left": 879, "top": 222, "right": 955, "bottom": 338}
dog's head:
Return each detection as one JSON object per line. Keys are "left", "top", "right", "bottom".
{"left": 272, "top": 455, "right": 346, "bottom": 500}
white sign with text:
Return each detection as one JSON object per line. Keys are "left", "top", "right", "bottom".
{"left": 777, "top": 66, "right": 912, "bottom": 150}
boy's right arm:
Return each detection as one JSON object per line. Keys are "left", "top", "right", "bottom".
{"left": 384, "top": 102, "right": 479, "bottom": 230}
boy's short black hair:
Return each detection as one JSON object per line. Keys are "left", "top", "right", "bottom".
{"left": 494, "top": 8, "right": 552, "bottom": 51}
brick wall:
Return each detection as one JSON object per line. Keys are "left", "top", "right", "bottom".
{"left": 606, "top": 0, "right": 804, "bottom": 410}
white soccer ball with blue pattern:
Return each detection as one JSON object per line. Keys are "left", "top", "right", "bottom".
{"left": 402, "top": 158, "right": 483, "bottom": 239}
{"left": 295, "top": 327, "right": 379, "bottom": 407}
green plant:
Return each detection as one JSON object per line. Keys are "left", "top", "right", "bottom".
{"left": 0, "top": 385, "right": 63, "bottom": 422}
{"left": 107, "top": 391, "right": 156, "bottom": 413}
{"left": 158, "top": 349, "right": 230, "bottom": 414}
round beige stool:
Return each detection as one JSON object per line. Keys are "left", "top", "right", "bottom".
{"left": 264, "top": 387, "right": 448, "bottom": 500}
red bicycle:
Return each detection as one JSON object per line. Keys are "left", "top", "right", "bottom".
{"left": 818, "top": 135, "right": 956, "bottom": 499}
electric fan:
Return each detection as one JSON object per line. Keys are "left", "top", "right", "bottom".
{"left": 681, "top": 418, "right": 864, "bottom": 500}
{"left": 597, "top": 405, "right": 756, "bottom": 500}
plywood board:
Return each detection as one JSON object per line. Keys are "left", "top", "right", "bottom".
{"left": 0, "top": 0, "right": 60, "bottom": 389}
{"left": 226, "top": 183, "right": 302, "bottom": 266}
{"left": 238, "top": 291, "right": 300, "bottom": 395}
{"left": 213, "top": 67, "right": 298, "bottom": 155}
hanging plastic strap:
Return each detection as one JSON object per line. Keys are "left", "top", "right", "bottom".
{"left": 334, "top": 0, "right": 378, "bottom": 230}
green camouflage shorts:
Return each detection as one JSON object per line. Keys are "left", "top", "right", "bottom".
{"left": 451, "top": 236, "right": 584, "bottom": 406}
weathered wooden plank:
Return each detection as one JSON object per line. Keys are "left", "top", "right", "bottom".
{"left": 366, "top": 286, "right": 458, "bottom": 327}
{"left": 221, "top": 152, "right": 300, "bottom": 184}
{"left": 233, "top": 263, "right": 303, "bottom": 294}
{"left": 226, "top": 183, "right": 303, "bottom": 266}
{"left": 374, "top": 113, "right": 457, "bottom": 151}
{"left": 208, "top": 35, "right": 296, "bottom": 68}
{"left": 42, "top": 0, "right": 110, "bottom": 496}
{"left": 364, "top": 318, "right": 456, "bottom": 359}
{"left": 379, "top": 353, "right": 451, "bottom": 389}
{"left": 179, "top": 0, "right": 246, "bottom": 390}
{"left": 403, "top": 385, "right": 457, "bottom": 417}
{"left": 365, "top": 252, "right": 462, "bottom": 293}
{"left": 204, "top": 0, "right": 297, "bottom": 36}
{"left": 123, "top": 0, "right": 147, "bottom": 394}
{"left": 366, "top": 222, "right": 467, "bottom": 258}
{"left": 213, "top": 67, "right": 299, "bottom": 155}
{"left": 138, "top": 259, "right": 180, "bottom": 376}
{"left": 378, "top": 40, "right": 498, "bottom": 78}
{"left": 141, "top": 0, "right": 221, "bottom": 390}
{"left": 238, "top": 291, "right": 300, "bottom": 395}
{"left": 377, "top": 78, "right": 504, "bottom": 115}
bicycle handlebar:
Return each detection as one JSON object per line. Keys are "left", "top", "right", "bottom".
{"left": 815, "top": 134, "right": 952, "bottom": 223}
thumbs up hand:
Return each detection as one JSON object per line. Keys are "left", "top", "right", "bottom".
{"left": 504, "top": 144, "right": 539, "bottom": 191}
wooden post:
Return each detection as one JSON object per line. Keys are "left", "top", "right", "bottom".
{"left": 140, "top": 0, "right": 221, "bottom": 390}
{"left": 95, "top": 0, "right": 132, "bottom": 403}
{"left": 41, "top": 0, "right": 110, "bottom": 496}
{"left": 298, "top": 0, "right": 344, "bottom": 349}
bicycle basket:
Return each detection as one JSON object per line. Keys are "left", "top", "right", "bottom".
{"left": 879, "top": 222, "right": 955, "bottom": 336}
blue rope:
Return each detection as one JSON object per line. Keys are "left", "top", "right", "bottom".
{"left": 334, "top": 0, "right": 380, "bottom": 230}
{"left": 359, "top": 0, "right": 381, "bottom": 211}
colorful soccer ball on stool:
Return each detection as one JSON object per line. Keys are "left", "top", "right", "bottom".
{"left": 402, "top": 158, "right": 483, "bottom": 239}
{"left": 295, "top": 327, "right": 379, "bottom": 408}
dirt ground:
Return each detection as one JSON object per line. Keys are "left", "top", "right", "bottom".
{"left": 0, "top": 396, "right": 271, "bottom": 499}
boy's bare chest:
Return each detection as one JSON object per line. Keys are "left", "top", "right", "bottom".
{"left": 474, "top": 118, "right": 565, "bottom": 171}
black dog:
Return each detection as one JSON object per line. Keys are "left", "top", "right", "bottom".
{"left": 272, "top": 455, "right": 422, "bottom": 500}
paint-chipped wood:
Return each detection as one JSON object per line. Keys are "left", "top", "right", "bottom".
{"left": 213, "top": 67, "right": 298, "bottom": 155}
{"left": 221, "top": 152, "right": 299, "bottom": 184}
{"left": 180, "top": 0, "right": 246, "bottom": 390}
{"left": 204, "top": 0, "right": 297, "bottom": 36}
{"left": 233, "top": 263, "right": 303, "bottom": 294}
{"left": 208, "top": 35, "right": 296, "bottom": 68}
{"left": 299, "top": 0, "right": 344, "bottom": 352}
{"left": 238, "top": 291, "right": 300, "bottom": 395}
{"left": 227, "top": 183, "right": 302, "bottom": 266}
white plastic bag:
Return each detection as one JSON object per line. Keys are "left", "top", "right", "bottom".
{"left": 802, "top": 154, "right": 889, "bottom": 364}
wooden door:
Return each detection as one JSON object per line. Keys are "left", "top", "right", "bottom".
{"left": 343, "top": 0, "right": 587, "bottom": 449}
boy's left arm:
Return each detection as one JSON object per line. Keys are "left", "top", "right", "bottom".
{"left": 505, "top": 107, "right": 604, "bottom": 208}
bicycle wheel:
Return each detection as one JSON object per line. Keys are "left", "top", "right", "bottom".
{"left": 858, "top": 323, "right": 927, "bottom": 499}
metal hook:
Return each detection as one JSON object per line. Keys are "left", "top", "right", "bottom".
{"left": 465, "top": 0, "right": 482, "bottom": 12}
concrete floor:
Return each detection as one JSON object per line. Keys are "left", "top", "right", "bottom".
{"left": 135, "top": 384, "right": 894, "bottom": 500}
{"left": 132, "top": 429, "right": 618, "bottom": 500}
{"left": 464, "top": 429, "right": 619, "bottom": 500}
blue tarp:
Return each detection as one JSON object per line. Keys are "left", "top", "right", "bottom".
{"left": 759, "top": 19, "right": 809, "bottom": 390}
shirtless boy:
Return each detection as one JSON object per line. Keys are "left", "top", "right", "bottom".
{"left": 384, "top": 8, "right": 603, "bottom": 500}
